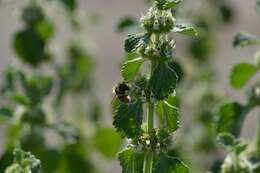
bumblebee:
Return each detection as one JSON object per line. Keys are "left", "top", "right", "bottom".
{"left": 113, "top": 82, "right": 132, "bottom": 103}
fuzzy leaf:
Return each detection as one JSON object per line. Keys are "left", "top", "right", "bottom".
{"left": 125, "top": 33, "right": 150, "bottom": 53}
{"left": 156, "top": 101, "right": 179, "bottom": 132}
{"left": 149, "top": 63, "right": 178, "bottom": 100}
{"left": 153, "top": 154, "right": 189, "bottom": 173}
{"left": 217, "top": 133, "right": 247, "bottom": 154}
{"left": 230, "top": 62, "right": 259, "bottom": 89}
{"left": 121, "top": 57, "right": 145, "bottom": 81}
{"left": 118, "top": 148, "right": 144, "bottom": 173}
{"left": 113, "top": 101, "right": 143, "bottom": 138}
{"left": 217, "top": 101, "right": 248, "bottom": 137}
{"left": 172, "top": 24, "right": 198, "bottom": 36}
{"left": 233, "top": 32, "right": 260, "bottom": 48}
{"left": 94, "top": 127, "right": 121, "bottom": 158}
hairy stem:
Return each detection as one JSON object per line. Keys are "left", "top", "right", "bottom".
{"left": 143, "top": 61, "right": 156, "bottom": 173}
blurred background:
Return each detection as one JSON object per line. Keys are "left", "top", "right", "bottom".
{"left": 0, "top": 0, "right": 259, "bottom": 172}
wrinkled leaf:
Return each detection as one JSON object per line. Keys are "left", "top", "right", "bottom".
{"left": 125, "top": 33, "right": 150, "bottom": 53}
{"left": 118, "top": 148, "right": 144, "bottom": 173}
{"left": 156, "top": 101, "right": 179, "bottom": 132}
{"left": 230, "top": 62, "right": 259, "bottom": 89}
{"left": 149, "top": 63, "right": 178, "bottom": 100}
{"left": 113, "top": 101, "right": 143, "bottom": 138}
{"left": 121, "top": 57, "right": 145, "bottom": 81}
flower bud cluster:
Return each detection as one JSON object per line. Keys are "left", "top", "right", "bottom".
{"left": 140, "top": 37, "right": 175, "bottom": 61}
{"left": 221, "top": 154, "right": 251, "bottom": 173}
{"left": 141, "top": 7, "right": 175, "bottom": 34}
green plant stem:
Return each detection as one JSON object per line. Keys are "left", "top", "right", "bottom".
{"left": 144, "top": 152, "right": 154, "bottom": 173}
{"left": 144, "top": 103, "right": 154, "bottom": 173}
{"left": 147, "top": 102, "right": 154, "bottom": 133}
{"left": 143, "top": 60, "right": 156, "bottom": 173}
{"left": 256, "top": 110, "right": 260, "bottom": 155}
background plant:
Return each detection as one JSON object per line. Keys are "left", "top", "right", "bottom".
{"left": 0, "top": 0, "right": 121, "bottom": 173}
{"left": 214, "top": 1, "right": 260, "bottom": 172}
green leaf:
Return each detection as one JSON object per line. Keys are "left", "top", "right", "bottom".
{"left": 0, "top": 107, "right": 13, "bottom": 122}
{"left": 94, "top": 127, "right": 121, "bottom": 158}
{"left": 247, "top": 82, "right": 260, "bottom": 107}
{"left": 233, "top": 32, "right": 260, "bottom": 48}
{"left": 156, "top": 101, "right": 179, "bottom": 132}
{"left": 14, "top": 28, "right": 49, "bottom": 67}
{"left": 153, "top": 154, "right": 189, "bottom": 173}
{"left": 155, "top": 0, "right": 181, "bottom": 10}
{"left": 217, "top": 133, "right": 247, "bottom": 154}
{"left": 230, "top": 62, "right": 258, "bottom": 89}
{"left": 113, "top": 101, "right": 143, "bottom": 138}
{"left": 118, "top": 148, "right": 144, "bottom": 173}
{"left": 36, "top": 148, "right": 61, "bottom": 173}
{"left": 172, "top": 24, "right": 198, "bottom": 36}
{"left": 125, "top": 33, "right": 150, "bottom": 53}
{"left": 117, "top": 17, "right": 138, "bottom": 33}
{"left": 121, "top": 57, "right": 145, "bottom": 81}
{"left": 149, "top": 63, "right": 178, "bottom": 100}
{"left": 164, "top": 0, "right": 182, "bottom": 10}
{"left": 217, "top": 101, "right": 248, "bottom": 137}
{"left": 168, "top": 60, "right": 184, "bottom": 83}
{"left": 58, "top": 143, "right": 94, "bottom": 173}
{"left": 36, "top": 20, "right": 55, "bottom": 40}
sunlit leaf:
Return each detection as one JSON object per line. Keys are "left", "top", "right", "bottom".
{"left": 217, "top": 101, "right": 249, "bottom": 137}
{"left": 230, "top": 62, "right": 259, "bottom": 89}
{"left": 121, "top": 57, "right": 145, "bottom": 81}
{"left": 172, "top": 24, "right": 197, "bottom": 36}
{"left": 113, "top": 101, "right": 143, "bottom": 138}
{"left": 156, "top": 101, "right": 179, "bottom": 132}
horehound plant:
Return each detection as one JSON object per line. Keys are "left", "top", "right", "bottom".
{"left": 5, "top": 149, "right": 41, "bottom": 173}
{"left": 214, "top": 2, "right": 260, "bottom": 172}
{"left": 112, "top": 0, "right": 197, "bottom": 172}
